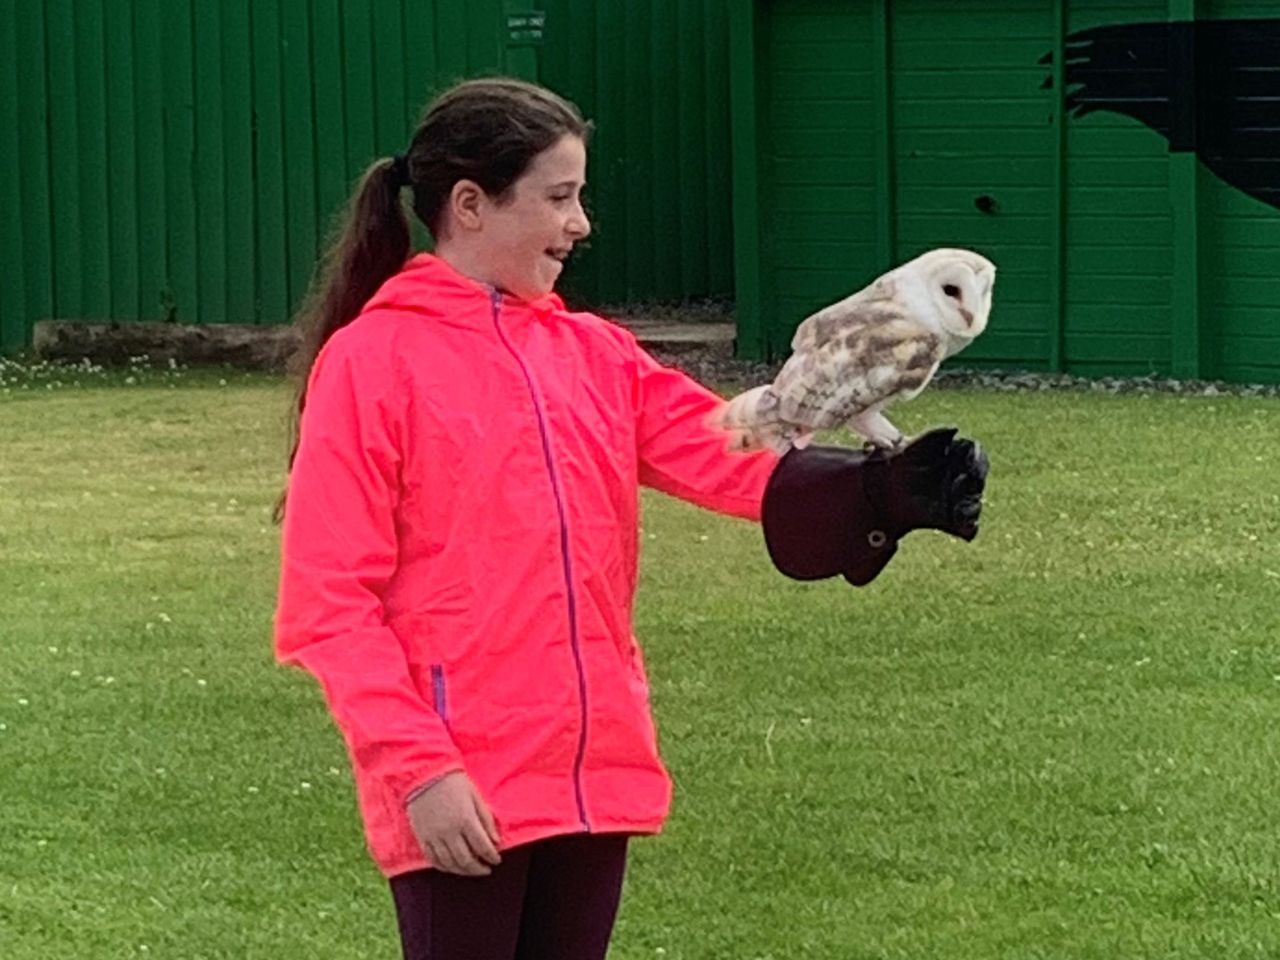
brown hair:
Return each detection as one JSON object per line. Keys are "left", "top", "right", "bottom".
{"left": 275, "top": 77, "right": 590, "bottom": 521}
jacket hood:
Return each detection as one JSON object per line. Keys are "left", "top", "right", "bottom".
{"left": 363, "top": 253, "right": 567, "bottom": 325}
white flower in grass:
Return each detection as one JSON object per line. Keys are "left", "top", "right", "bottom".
{"left": 248, "top": 786, "right": 260, "bottom": 794}
{"left": 197, "top": 679, "right": 207, "bottom": 687}
{"left": 301, "top": 782, "right": 312, "bottom": 790}
{"left": 17, "top": 698, "right": 28, "bottom": 706}
{"left": 70, "top": 670, "right": 81, "bottom": 678}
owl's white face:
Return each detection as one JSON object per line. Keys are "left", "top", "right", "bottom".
{"left": 889, "top": 248, "right": 996, "bottom": 345}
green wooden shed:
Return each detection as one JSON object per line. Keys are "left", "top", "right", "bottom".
{"left": 729, "top": 0, "right": 1280, "bottom": 384}
{"left": 0, "top": 0, "right": 736, "bottom": 351}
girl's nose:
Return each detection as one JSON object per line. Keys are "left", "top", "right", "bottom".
{"left": 568, "top": 201, "right": 591, "bottom": 240}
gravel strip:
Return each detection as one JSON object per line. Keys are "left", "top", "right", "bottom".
{"left": 644, "top": 344, "right": 1280, "bottom": 399}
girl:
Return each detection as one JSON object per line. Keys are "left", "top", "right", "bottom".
{"left": 274, "top": 77, "right": 986, "bottom": 960}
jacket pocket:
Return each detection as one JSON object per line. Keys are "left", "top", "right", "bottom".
{"left": 430, "top": 664, "right": 448, "bottom": 725}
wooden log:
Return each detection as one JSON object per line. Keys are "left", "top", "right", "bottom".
{"left": 29, "top": 316, "right": 736, "bottom": 369}
{"left": 32, "top": 321, "right": 300, "bottom": 371}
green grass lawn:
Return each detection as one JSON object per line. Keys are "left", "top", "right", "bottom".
{"left": 2, "top": 369, "right": 1279, "bottom": 959}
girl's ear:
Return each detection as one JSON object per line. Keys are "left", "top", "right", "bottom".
{"left": 447, "top": 180, "right": 485, "bottom": 232}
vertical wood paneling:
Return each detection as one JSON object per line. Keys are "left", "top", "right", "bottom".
{"left": 251, "top": 0, "right": 290, "bottom": 324}
{"left": 649, "top": 0, "right": 680, "bottom": 301}
{"left": 539, "top": 0, "right": 598, "bottom": 300}
{"left": 543, "top": 0, "right": 743, "bottom": 308}
{"left": 340, "top": 1, "right": 377, "bottom": 182}
{"left": 1049, "top": 0, "right": 1067, "bottom": 372}
{"left": 467, "top": 0, "right": 501, "bottom": 74}
{"left": 105, "top": 2, "right": 139, "bottom": 322}
{"left": 75, "top": 0, "right": 111, "bottom": 319}
{"left": 0, "top": 3, "right": 25, "bottom": 350}
{"left": 622, "top": 0, "right": 654, "bottom": 300}
{"left": 311, "top": 0, "right": 347, "bottom": 249}
{"left": 676, "top": 1, "right": 708, "bottom": 297}
{"left": 280, "top": 0, "right": 317, "bottom": 308}
{"left": 2, "top": 0, "right": 749, "bottom": 351}
{"left": 403, "top": 0, "right": 438, "bottom": 132}
{"left": 434, "top": 1, "right": 470, "bottom": 89}
{"left": 587, "top": 1, "right": 627, "bottom": 303}
{"left": 46, "top": 0, "right": 83, "bottom": 320}
{"left": 161, "top": 0, "right": 197, "bottom": 323}
{"left": 371, "top": 0, "right": 407, "bottom": 153}
{"left": 132, "top": 0, "right": 167, "bottom": 321}
{"left": 194, "top": 0, "right": 227, "bottom": 323}
{"left": 222, "top": 0, "right": 255, "bottom": 322}
{"left": 703, "top": 0, "right": 734, "bottom": 297}
{"left": 728, "top": 0, "right": 766, "bottom": 357}
{"left": 12, "top": 0, "right": 55, "bottom": 348}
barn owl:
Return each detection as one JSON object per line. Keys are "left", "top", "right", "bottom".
{"left": 716, "top": 248, "right": 995, "bottom": 454}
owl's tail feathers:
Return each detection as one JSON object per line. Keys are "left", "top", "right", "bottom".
{"left": 710, "top": 384, "right": 797, "bottom": 454}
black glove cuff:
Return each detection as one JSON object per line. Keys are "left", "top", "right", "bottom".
{"left": 761, "top": 445, "right": 900, "bottom": 584}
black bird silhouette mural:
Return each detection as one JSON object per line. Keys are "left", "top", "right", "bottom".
{"left": 1041, "top": 19, "right": 1280, "bottom": 211}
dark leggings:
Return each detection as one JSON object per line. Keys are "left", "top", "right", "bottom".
{"left": 389, "top": 833, "right": 629, "bottom": 960}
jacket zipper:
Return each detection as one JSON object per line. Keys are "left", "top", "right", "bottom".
{"left": 430, "top": 664, "right": 448, "bottom": 724}
{"left": 489, "top": 289, "right": 591, "bottom": 832}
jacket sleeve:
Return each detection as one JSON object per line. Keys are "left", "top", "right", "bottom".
{"left": 631, "top": 340, "right": 779, "bottom": 520}
{"left": 274, "top": 336, "right": 463, "bottom": 804}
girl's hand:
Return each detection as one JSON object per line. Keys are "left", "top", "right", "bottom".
{"left": 406, "top": 771, "right": 503, "bottom": 876}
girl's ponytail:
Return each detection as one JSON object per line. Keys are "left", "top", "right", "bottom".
{"left": 275, "top": 156, "right": 409, "bottom": 523}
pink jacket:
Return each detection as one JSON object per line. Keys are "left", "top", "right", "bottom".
{"left": 274, "top": 254, "right": 778, "bottom": 876}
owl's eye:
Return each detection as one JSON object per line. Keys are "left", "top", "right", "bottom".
{"left": 943, "top": 284, "right": 962, "bottom": 300}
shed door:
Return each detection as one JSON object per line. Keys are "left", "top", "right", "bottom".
{"left": 762, "top": 1, "right": 881, "bottom": 356}
{"left": 763, "top": 1, "right": 1056, "bottom": 366}
{"left": 890, "top": 2, "right": 1057, "bottom": 366}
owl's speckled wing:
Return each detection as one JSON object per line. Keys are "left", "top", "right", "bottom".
{"left": 773, "top": 302, "right": 945, "bottom": 430}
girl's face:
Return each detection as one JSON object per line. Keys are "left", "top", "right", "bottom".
{"left": 476, "top": 134, "right": 591, "bottom": 301}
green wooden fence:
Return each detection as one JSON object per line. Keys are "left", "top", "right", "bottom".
{"left": 729, "top": 0, "right": 1280, "bottom": 383}
{"left": 0, "top": 0, "right": 736, "bottom": 351}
